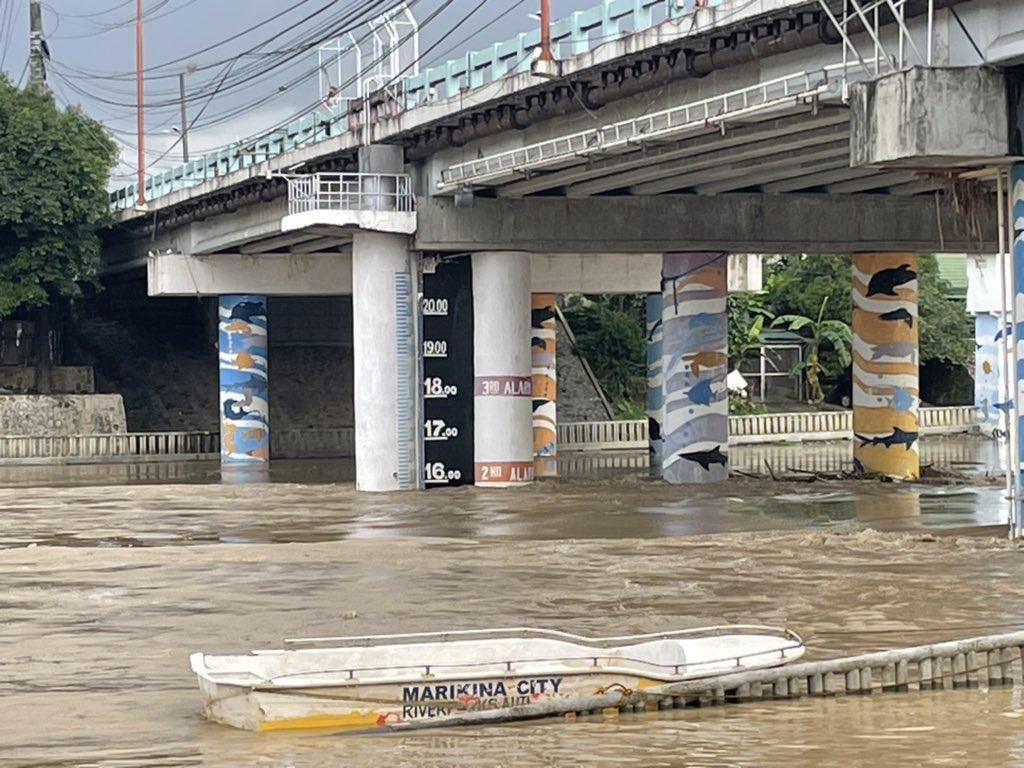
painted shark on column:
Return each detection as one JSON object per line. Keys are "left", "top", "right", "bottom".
{"left": 660, "top": 253, "right": 729, "bottom": 484}
{"left": 646, "top": 292, "right": 664, "bottom": 475}
{"left": 531, "top": 294, "right": 558, "bottom": 477}
{"left": 219, "top": 295, "right": 269, "bottom": 466}
{"left": 852, "top": 254, "right": 920, "bottom": 479}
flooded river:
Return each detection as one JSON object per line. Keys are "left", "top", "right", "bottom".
{"left": 3, "top": 436, "right": 1024, "bottom": 766}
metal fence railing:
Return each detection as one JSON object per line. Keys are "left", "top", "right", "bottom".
{"left": 285, "top": 173, "right": 415, "bottom": 216}
{"left": 0, "top": 428, "right": 357, "bottom": 464}
{"left": 438, "top": 64, "right": 856, "bottom": 191}
{"left": 0, "top": 432, "right": 219, "bottom": 463}
{"left": 560, "top": 407, "right": 980, "bottom": 452}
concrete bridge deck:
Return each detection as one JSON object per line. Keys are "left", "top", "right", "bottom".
{"left": 94, "top": 0, "right": 1024, "bottom": 496}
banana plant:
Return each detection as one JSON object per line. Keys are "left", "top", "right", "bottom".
{"left": 771, "top": 297, "right": 852, "bottom": 403}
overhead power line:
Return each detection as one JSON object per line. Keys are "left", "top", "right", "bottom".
{"left": 49, "top": 0, "right": 387, "bottom": 109}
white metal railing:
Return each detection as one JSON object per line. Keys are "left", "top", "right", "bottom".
{"left": 730, "top": 411, "right": 852, "bottom": 441}
{"left": 559, "top": 419, "right": 648, "bottom": 451}
{"left": 920, "top": 406, "right": 977, "bottom": 431}
{"left": 560, "top": 407, "right": 979, "bottom": 451}
{"left": 439, "top": 65, "right": 858, "bottom": 191}
{"left": 286, "top": 172, "right": 415, "bottom": 216}
{"left": 0, "top": 432, "right": 219, "bottom": 462}
{"left": 0, "top": 428, "right": 357, "bottom": 464}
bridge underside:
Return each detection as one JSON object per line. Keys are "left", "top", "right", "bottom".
{"left": 438, "top": 106, "right": 911, "bottom": 199}
{"left": 414, "top": 192, "right": 997, "bottom": 254}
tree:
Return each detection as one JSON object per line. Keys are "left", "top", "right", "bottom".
{"left": 765, "top": 253, "right": 972, "bottom": 367}
{"left": 772, "top": 297, "right": 853, "bottom": 403}
{"left": 916, "top": 255, "right": 973, "bottom": 365}
{"left": 562, "top": 295, "right": 646, "bottom": 407}
{"left": 0, "top": 77, "right": 117, "bottom": 317}
{"left": 727, "top": 292, "right": 774, "bottom": 369}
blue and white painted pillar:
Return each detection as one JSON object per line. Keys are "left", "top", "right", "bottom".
{"left": 645, "top": 293, "right": 664, "bottom": 475}
{"left": 219, "top": 295, "right": 270, "bottom": 470}
{"left": 1012, "top": 164, "right": 1024, "bottom": 531}
{"left": 975, "top": 313, "right": 1008, "bottom": 436}
{"left": 660, "top": 253, "right": 729, "bottom": 484}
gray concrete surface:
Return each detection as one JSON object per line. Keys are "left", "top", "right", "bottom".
{"left": 851, "top": 67, "right": 1010, "bottom": 169}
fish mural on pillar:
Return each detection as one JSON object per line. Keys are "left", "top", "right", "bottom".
{"left": 645, "top": 293, "right": 664, "bottom": 475}
{"left": 661, "top": 253, "right": 729, "bottom": 484}
{"left": 852, "top": 254, "right": 919, "bottom": 479}
{"left": 219, "top": 295, "right": 269, "bottom": 465}
{"left": 1014, "top": 164, "right": 1024, "bottom": 521}
{"left": 531, "top": 294, "right": 558, "bottom": 477}
{"left": 974, "top": 313, "right": 1007, "bottom": 436}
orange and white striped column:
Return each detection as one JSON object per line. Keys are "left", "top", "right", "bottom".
{"left": 472, "top": 252, "right": 534, "bottom": 487}
{"left": 531, "top": 294, "right": 558, "bottom": 477}
{"left": 852, "top": 252, "right": 920, "bottom": 479}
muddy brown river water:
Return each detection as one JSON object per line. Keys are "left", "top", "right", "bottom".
{"left": 3, "top": 440, "right": 1024, "bottom": 767}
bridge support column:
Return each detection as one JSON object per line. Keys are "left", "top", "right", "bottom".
{"left": 352, "top": 231, "right": 419, "bottom": 492}
{"left": 473, "top": 252, "right": 534, "bottom": 487}
{"left": 531, "top": 293, "right": 558, "bottom": 478}
{"left": 660, "top": 253, "right": 729, "bottom": 484}
{"left": 852, "top": 252, "right": 920, "bottom": 479}
{"left": 974, "top": 313, "right": 1007, "bottom": 436}
{"left": 1013, "top": 163, "right": 1024, "bottom": 531}
{"left": 646, "top": 292, "right": 664, "bottom": 476}
{"left": 219, "top": 295, "right": 270, "bottom": 475}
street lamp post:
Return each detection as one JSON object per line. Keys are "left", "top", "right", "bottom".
{"left": 178, "top": 72, "right": 189, "bottom": 163}
{"left": 531, "top": 0, "right": 557, "bottom": 78}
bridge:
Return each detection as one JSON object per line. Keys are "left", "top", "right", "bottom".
{"left": 100, "top": 0, "right": 1024, "bottom": 493}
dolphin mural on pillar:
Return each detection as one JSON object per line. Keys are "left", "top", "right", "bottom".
{"left": 852, "top": 254, "right": 920, "bottom": 479}
{"left": 866, "top": 264, "right": 917, "bottom": 297}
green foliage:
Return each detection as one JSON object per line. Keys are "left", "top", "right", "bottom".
{"left": 727, "top": 292, "right": 773, "bottom": 368}
{"left": 772, "top": 297, "right": 853, "bottom": 403}
{"left": 916, "top": 255, "right": 973, "bottom": 365}
{"left": 728, "top": 392, "right": 766, "bottom": 415}
{"left": 563, "top": 294, "right": 646, "bottom": 406}
{"left": 0, "top": 77, "right": 117, "bottom": 317}
{"left": 612, "top": 398, "right": 646, "bottom": 420}
{"left": 764, "top": 254, "right": 853, "bottom": 325}
{"left": 764, "top": 253, "right": 972, "bottom": 367}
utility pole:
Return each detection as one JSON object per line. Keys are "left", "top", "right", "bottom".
{"left": 28, "top": 0, "right": 46, "bottom": 87}
{"left": 136, "top": 0, "right": 146, "bottom": 206}
{"left": 178, "top": 72, "right": 189, "bottom": 163}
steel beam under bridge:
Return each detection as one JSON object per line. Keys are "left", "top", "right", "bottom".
{"left": 413, "top": 193, "right": 997, "bottom": 254}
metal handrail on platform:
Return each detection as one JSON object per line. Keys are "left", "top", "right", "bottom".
{"left": 286, "top": 172, "right": 415, "bottom": 216}
{"left": 439, "top": 64, "right": 858, "bottom": 191}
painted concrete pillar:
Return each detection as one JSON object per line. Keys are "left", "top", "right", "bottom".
{"left": 473, "top": 252, "right": 534, "bottom": 487}
{"left": 975, "top": 313, "right": 1008, "bottom": 436}
{"left": 219, "top": 295, "right": 270, "bottom": 468}
{"left": 531, "top": 293, "right": 558, "bottom": 478}
{"left": 352, "top": 231, "right": 419, "bottom": 492}
{"left": 660, "top": 253, "right": 729, "bottom": 484}
{"left": 852, "top": 252, "right": 920, "bottom": 479}
{"left": 1013, "top": 164, "right": 1024, "bottom": 519}
{"left": 645, "top": 292, "right": 664, "bottom": 475}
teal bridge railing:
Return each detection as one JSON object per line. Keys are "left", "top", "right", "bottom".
{"left": 109, "top": 0, "right": 724, "bottom": 211}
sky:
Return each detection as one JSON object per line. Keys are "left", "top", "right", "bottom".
{"left": 0, "top": 0, "right": 602, "bottom": 186}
